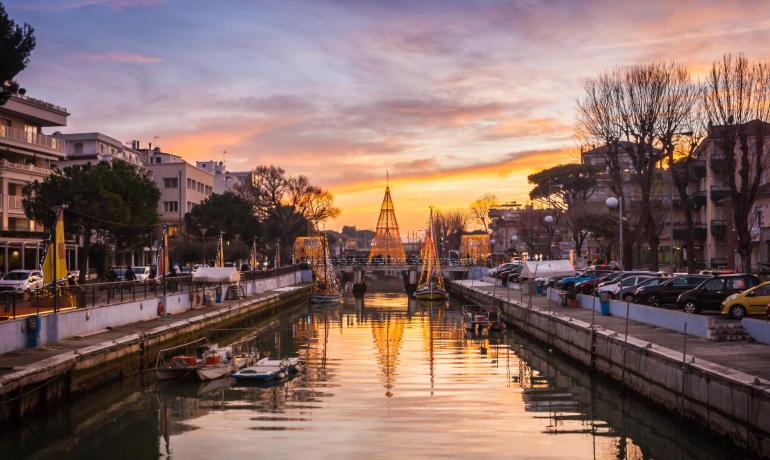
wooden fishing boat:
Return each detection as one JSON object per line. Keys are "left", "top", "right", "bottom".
{"left": 414, "top": 208, "right": 448, "bottom": 301}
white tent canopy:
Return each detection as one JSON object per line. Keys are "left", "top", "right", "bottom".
{"left": 192, "top": 267, "right": 240, "bottom": 283}
{"left": 520, "top": 260, "right": 575, "bottom": 279}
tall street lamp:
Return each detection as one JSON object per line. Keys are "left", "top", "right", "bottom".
{"left": 606, "top": 197, "right": 623, "bottom": 270}
{"left": 544, "top": 215, "right": 554, "bottom": 260}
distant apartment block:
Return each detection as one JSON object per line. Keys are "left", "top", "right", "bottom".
{"left": 0, "top": 93, "right": 75, "bottom": 272}
{"left": 140, "top": 147, "right": 214, "bottom": 236}
{"left": 54, "top": 133, "right": 146, "bottom": 172}
{"left": 196, "top": 160, "right": 241, "bottom": 194}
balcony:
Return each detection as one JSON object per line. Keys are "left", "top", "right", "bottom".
{"left": 673, "top": 222, "right": 707, "bottom": 240}
{"left": 674, "top": 190, "right": 706, "bottom": 209}
{"left": 711, "top": 219, "right": 727, "bottom": 240}
{"left": 0, "top": 125, "right": 65, "bottom": 155}
{"left": 0, "top": 159, "right": 53, "bottom": 177}
{"left": 0, "top": 230, "right": 45, "bottom": 239}
{"left": 689, "top": 160, "right": 707, "bottom": 179}
{"left": 710, "top": 185, "right": 730, "bottom": 203}
{"left": 7, "top": 195, "right": 23, "bottom": 211}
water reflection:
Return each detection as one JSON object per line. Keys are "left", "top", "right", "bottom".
{"left": 0, "top": 285, "right": 747, "bottom": 459}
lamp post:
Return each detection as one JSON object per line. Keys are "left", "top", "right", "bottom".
{"left": 606, "top": 196, "right": 623, "bottom": 271}
{"left": 544, "top": 215, "right": 554, "bottom": 260}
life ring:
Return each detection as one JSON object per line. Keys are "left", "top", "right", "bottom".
{"left": 157, "top": 302, "right": 165, "bottom": 316}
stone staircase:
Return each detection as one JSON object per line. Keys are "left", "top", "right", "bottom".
{"left": 707, "top": 319, "right": 748, "bottom": 341}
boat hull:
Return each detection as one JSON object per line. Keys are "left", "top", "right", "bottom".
{"left": 196, "top": 356, "right": 251, "bottom": 381}
{"left": 155, "top": 367, "right": 200, "bottom": 380}
{"left": 311, "top": 294, "right": 341, "bottom": 304}
{"left": 414, "top": 288, "right": 448, "bottom": 301}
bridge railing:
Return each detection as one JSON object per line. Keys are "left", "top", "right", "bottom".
{"left": 326, "top": 257, "right": 487, "bottom": 267}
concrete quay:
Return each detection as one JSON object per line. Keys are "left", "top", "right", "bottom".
{"left": 0, "top": 283, "right": 310, "bottom": 423}
{"left": 449, "top": 279, "right": 770, "bottom": 458}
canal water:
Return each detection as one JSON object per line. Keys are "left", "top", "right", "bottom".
{"left": 1, "top": 278, "right": 744, "bottom": 459}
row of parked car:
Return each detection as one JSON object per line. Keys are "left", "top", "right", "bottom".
{"left": 553, "top": 268, "right": 765, "bottom": 319}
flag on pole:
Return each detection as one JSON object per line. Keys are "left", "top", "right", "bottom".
{"left": 216, "top": 232, "right": 225, "bottom": 267}
{"left": 42, "top": 207, "right": 67, "bottom": 285}
{"left": 155, "top": 225, "right": 169, "bottom": 277}
{"left": 250, "top": 240, "right": 258, "bottom": 270}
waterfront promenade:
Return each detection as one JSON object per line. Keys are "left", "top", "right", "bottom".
{"left": 0, "top": 280, "right": 310, "bottom": 422}
{"left": 460, "top": 279, "right": 770, "bottom": 380}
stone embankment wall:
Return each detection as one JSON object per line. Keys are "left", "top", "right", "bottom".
{"left": 450, "top": 281, "right": 770, "bottom": 458}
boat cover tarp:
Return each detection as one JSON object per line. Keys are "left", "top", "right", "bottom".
{"left": 520, "top": 260, "right": 575, "bottom": 279}
{"left": 192, "top": 267, "right": 240, "bottom": 283}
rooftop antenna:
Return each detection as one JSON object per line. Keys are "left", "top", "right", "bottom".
{"left": 386, "top": 170, "right": 389, "bottom": 187}
{"left": 222, "top": 150, "right": 227, "bottom": 167}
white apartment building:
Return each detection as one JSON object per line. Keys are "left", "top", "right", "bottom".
{"left": 0, "top": 93, "right": 76, "bottom": 272}
{"left": 141, "top": 147, "right": 214, "bottom": 236}
{"left": 196, "top": 160, "right": 240, "bottom": 194}
{"left": 54, "top": 133, "right": 146, "bottom": 172}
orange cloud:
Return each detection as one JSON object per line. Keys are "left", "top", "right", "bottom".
{"left": 327, "top": 148, "right": 577, "bottom": 232}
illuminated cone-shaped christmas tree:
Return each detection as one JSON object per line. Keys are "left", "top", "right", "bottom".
{"left": 369, "top": 185, "right": 406, "bottom": 263}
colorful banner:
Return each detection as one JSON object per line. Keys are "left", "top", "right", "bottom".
{"left": 42, "top": 207, "right": 67, "bottom": 285}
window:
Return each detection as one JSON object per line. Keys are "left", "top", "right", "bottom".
{"left": 100, "top": 144, "right": 106, "bottom": 154}
{"left": 163, "top": 177, "right": 178, "bottom": 188}
{"left": 197, "top": 182, "right": 203, "bottom": 193}
{"left": 205, "top": 185, "right": 212, "bottom": 194}
{"left": 163, "top": 201, "right": 179, "bottom": 213}
{"left": 73, "top": 143, "right": 83, "bottom": 154}
{"left": 753, "top": 285, "right": 770, "bottom": 297}
{"left": 621, "top": 277, "right": 637, "bottom": 287}
{"left": 168, "top": 225, "right": 178, "bottom": 237}
{"left": 686, "top": 276, "right": 706, "bottom": 286}
{"left": 187, "top": 178, "right": 193, "bottom": 189}
{"left": 702, "top": 279, "right": 724, "bottom": 291}
{"left": 187, "top": 201, "right": 193, "bottom": 212}
{"left": 670, "top": 277, "right": 689, "bottom": 286}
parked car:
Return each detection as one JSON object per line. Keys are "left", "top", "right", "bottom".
{"left": 131, "top": 266, "right": 151, "bottom": 281}
{"left": 633, "top": 274, "right": 709, "bottom": 307}
{"left": 617, "top": 276, "right": 667, "bottom": 302}
{"left": 505, "top": 265, "right": 524, "bottom": 283}
{"left": 596, "top": 274, "right": 658, "bottom": 299}
{"left": 677, "top": 274, "right": 760, "bottom": 314}
{"left": 0, "top": 270, "right": 44, "bottom": 292}
{"left": 488, "top": 263, "right": 516, "bottom": 277}
{"left": 576, "top": 273, "right": 617, "bottom": 295}
{"left": 560, "top": 270, "right": 613, "bottom": 291}
{"left": 719, "top": 280, "right": 770, "bottom": 319}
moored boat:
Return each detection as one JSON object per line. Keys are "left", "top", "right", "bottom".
{"left": 154, "top": 342, "right": 214, "bottom": 381}
{"left": 195, "top": 347, "right": 255, "bottom": 381}
{"left": 414, "top": 207, "right": 448, "bottom": 301}
{"left": 233, "top": 357, "right": 301, "bottom": 382}
{"left": 462, "top": 304, "right": 505, "bottom": 331}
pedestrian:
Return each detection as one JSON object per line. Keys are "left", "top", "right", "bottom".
{"left": 125, "top": 267, "right": 136, "bottom": 282}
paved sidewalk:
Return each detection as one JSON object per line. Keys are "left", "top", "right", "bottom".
{"left": 0, "top": 284, "right": 308, "bottom": 377}
{"left": 457, "top": 279, "right": 770, "bottom": 381}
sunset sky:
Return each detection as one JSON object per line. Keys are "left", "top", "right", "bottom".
{"left": 6, "top": 0, "right": 770, "bottom": 232}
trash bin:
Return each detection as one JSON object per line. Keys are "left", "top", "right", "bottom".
{"left": 215, "top": 286, "right": 223, "bottom": 303}
{"left": 25, "top": 315, "right": 41, "bottom": 349}
{"left": 599, "top": 292, "right": 611, "bottom": 316}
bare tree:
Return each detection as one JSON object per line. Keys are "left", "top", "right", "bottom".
{"left": 238, "top": 165, "right": 340, "bottom": 262}
{"left": 702, "top": 53, "right": 770, "bottom": 272}
{"left": 469, "top": 193, "right": 498, "bottom": 232}
{"left": 579, "top": 62, "right": 701, "bottom": 270}
{"left": 432, "top": 209, "right": 468, "bottom": 258}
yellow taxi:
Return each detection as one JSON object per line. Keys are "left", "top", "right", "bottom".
{"left": 720, "top": 281, "right": 770, "bottom": 319}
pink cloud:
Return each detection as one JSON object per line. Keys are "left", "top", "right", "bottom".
{"left": 78, "top": 52, "right": 163, "bottom": 64}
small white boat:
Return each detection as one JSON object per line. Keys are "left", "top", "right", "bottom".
{"left": 233, "top": 357, "right": 301, "bottom": 382}
{"left": 195, "top": 347, "right": 255, "bottom": 381}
